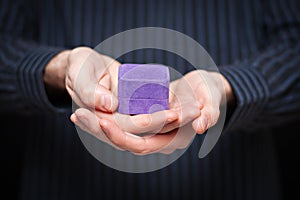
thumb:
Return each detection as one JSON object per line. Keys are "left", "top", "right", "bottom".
{"left": 72, "top": 54, "right": 119, "bottom": 112}
{"left": 95, "top": 84, "right": 118, "bottom": 112}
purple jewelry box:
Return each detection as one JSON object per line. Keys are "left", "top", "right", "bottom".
{"left": 118, "top": 64, "right": 170, "bottom": 114}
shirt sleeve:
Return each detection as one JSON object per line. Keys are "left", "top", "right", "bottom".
{"left": 219, "top": 0, "right": 300, "bottom": 131}
{"left": 0, "top": 0, "right": 68, "bottom": 115}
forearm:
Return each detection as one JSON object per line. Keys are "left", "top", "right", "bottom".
{"left": 43, "top": 50, "right": 72, "bottom": 110}
{"left": 219, "top": 40, "right": 300, "bottom": 131}
{"left": 216, "top": 0, "right": 300, "bottom": 131}
{"left": 0, "top": 35, "right": 67, "bottom": 114}
{"left": 209, "top": 71, "right": 235, "bottom": 106}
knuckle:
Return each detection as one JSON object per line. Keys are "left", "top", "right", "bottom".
{"left": 196, "top": 120, "right": 206, "bottom": 133}
{"left": 208, "top": 107, "right": 220, "bottom": 127}
{"left": 71, "top": 47, "right": 93, "bottom": 55}
{"left": 161, "top": 148, "right": 175, "bottom": 155}
{"left": 90, "top": 125, "right": 101, "bottom": 135}
{"left": 133, "top": 138, "right": 154, "bottom": 155}
{"left": 135, "top": 140, "right": 147, "bottom": 154}
{"left": 78, "top": 88, "right": 93, "bottom": 107}
{"left": 134, "top": 146, "right": 148, "bottom": 155}
{"left": 65, "top": 64, "right": 77, "bottom": 81}
{"left": 193, "top": 114, "right": 209, "bottom": 133}
{"left": 204, "top": 106, "right": 214, "bottom": 123}
{"left": 186, "top": 108, "right": 200, "bottom": 119}
{"left": 123, "top": 134, "right": 147, "bottom": 154}
{"left": 111, "top": 135, "right": 124, "bottom": 148}
{"left": 205, "top": 105, "right": 214, "bottom": 113}
{"left": 135, "top": 115, "right": 152, "bottom": 128}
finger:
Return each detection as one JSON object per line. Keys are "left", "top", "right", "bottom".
{"left": 96, "top": 83, "right": 119, "bottom": 112}
{"left": 192, "top": 105, "right": 220, "bottom": 134}
{"left": 94, "top": 109, "right": 178, "bottom": 134}
{"left": 96, "top": 56, "right": 120, "bottom": 112}
{"left": 99, "top": 118, "right": 177, "bottom": 155}
{"left": 156, "top": 129, "right": 179, "bottom": 154}
{"left": 72, "top": 109, "right": 111, "bottom": 143}
{"left": 159, "top": 101, "right": 200, "bottom": 133}
{"left": 71, "top": 108, "right": 124, "bottom": 150}
{"left": 158, "top": 123, "right": 196, "bottom": 153}
{"left": 71, "top": 49, "right": 119, "bottom": 112}
{"left": 114, "top": 110, "right": 178, "bottom": 134}
{"left": 74, "top": 63, "right": 117, "bottom": 112}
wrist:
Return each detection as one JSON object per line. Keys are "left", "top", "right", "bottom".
{"left": 186, "top": 70, "right": 235, "bottom": 105}
{"left": 43, "top": 50, "right": 71, "bottom": 90}
{"left": 219, "top": 73, "right": 234, "bottom": 104}
{"left": 211, "top": 72, "right": 235, "bottom": 105}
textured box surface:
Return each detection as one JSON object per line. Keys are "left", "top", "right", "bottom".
{"left": 118, "top": 64, "right": 169, "bottom": 114}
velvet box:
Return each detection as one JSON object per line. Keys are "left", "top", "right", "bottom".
{"left": 118, "top": 64, "right": 170, "bottom": 114}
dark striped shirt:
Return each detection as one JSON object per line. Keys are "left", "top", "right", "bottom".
{"left": 0, "top": 0, "right": 299, "bottom": 200}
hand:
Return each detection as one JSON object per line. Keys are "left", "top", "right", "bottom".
{"left": 44, "top": 47, "right": 120, "bottom": 112}
{"left": 71, "top": 107, "right": 179, "bottom": 153}
{"left": 165, "top": 69, "right": 234, "bottom": 134}
{"left": 92, "top": 70, "right": 233, "bottom": 155}
{"left": 66, "top": 47, "right": 121, "bottom": 112}
{"left": 44, "top": 48, "right": 180, "bottom": 151}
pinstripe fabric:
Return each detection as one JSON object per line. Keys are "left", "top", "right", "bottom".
{"left": 1, "top": 0, "right": 300, "bottom": 200}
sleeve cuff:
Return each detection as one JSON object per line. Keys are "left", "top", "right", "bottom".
{"left": 17, "top": 47, "right": 70, "bottom": 113}
{"left": 218, "top": 65, "right": 270, "bottom": 131}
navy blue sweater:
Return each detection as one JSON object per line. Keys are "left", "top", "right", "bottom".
{"left": 0, "top": 0, "right": 299, "bottom": 199}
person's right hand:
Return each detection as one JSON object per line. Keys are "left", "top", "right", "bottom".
{"left": 44, "top": 47, "right": 120, "bottom": 112}
{"left": 44, "top": 47, "right": 180, "bottom": 150}
{"left": 65, "top": 47, "right": 121, "bottom": 112}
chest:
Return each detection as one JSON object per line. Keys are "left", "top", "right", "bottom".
{"left": 36, "top": 0, "right": 265, "bottom": 65}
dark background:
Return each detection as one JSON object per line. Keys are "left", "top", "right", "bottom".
{"left": 1, "top": 117, "right": 299, "bottom": 199}
{"left": 273, "top": 121, "right": 300, "bottom": 199}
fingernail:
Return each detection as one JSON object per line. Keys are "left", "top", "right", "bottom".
{"left": 70, "top": 113, "right": 76, "bottom": 122}
{"left": 100, "top": 94, "right": 112, "bottom": 111}
{"left": 195, "top": 119, "right": 200, "bottom": 130}
{"left": 100, "top": 95, "right": 106, "bottom": 107}
{"left": 167, "top": 117, "right": 174, "bottom": 122}
{"left": 99, "top": 119, "right": 109, "bottom": 132}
